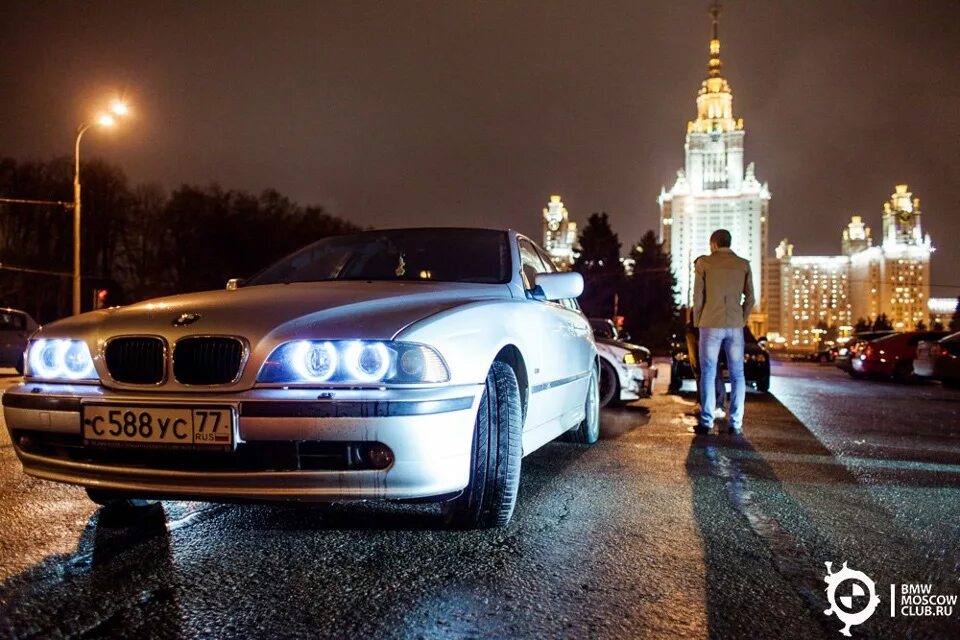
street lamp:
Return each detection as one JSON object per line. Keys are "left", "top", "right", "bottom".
{"left": 73, "top": 100, "right": 129, "bottom": 316}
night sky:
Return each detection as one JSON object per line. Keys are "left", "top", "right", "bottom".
{"left": 1, "top": 1, "right": 957, "bottom": 297}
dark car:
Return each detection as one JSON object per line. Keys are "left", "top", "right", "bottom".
{"left": 669, "top": 326, "right": 770, "bottom": 393}
{"left": 835, "top": 330, "right": 897, "bottom": 373}
{"left": 0, "top": 307, "right": 39, "bottom": 373}
{"left": 850, "top": 331, "right": 949, "bottom": 381}
{"left": 913, "top": 332, "right": 960, "bottom": 387}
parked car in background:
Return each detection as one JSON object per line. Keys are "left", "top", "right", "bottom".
{"left": 0, "top": 308, "right": 38, "bottom": 373}
{"left": 850, "top": 330, "right": 949, "bottom": 381}
{"left": 2, "top": 228, "right": 599, "bottom": 529}
{"left": 914, "top": 332, "right": 960, "bottom": 387}
{"left": 588, "top": 318, "right": 656, "bottom": 407}
{"left": 835, "top": 330, "right": 897, "bottom": 373}
{"left": 810, "top": 345, "right": 839, "bottom": 363}
{"left": 669, "top": 326, "right": 770, "bottom": 392}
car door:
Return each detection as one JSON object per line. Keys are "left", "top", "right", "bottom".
{"left": 517, "top": 238, "right": 591, "bottom": 450}
{"left": 533, "top": 243, "right": 594, "bottom": 402}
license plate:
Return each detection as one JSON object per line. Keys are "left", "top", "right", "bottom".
{"left": 82, "top": 405, "right": 235, "bottom": 448}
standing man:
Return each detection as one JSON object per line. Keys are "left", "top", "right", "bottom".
{"left": 692, "top": 229, "right": 755, "bottom": 435}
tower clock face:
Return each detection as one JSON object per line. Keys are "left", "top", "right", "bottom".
{"left": 547, "top": 220, "right": 560, "bottom": 231}
{"left": 897, "top": 210, "right": 912, "bottom": 224}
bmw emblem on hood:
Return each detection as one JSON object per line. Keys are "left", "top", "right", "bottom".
{"left": 172, "top": 313, "right": 202, "bottom": 327}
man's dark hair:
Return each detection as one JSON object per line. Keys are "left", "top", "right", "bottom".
{"left": 710, "top": 229, "right": 732, "bottom": 248}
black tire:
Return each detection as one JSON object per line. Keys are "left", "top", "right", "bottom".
{"left": 564, "top": 368, "right": 600, "bottom": 444}
{"left": 893, "top": 360, "right": 914, "bottom": 383}
{"left": 85, "top": 488, "right": 154, "bottom": 509}
{"left": 668, "top": 362, "right": 682, "bottom": 393}
{"left": 442, "top": 361, "right": 522, "bottom": 529}
{"left": 15, "top": 353, "right": 24, "bottom": 375}
{"left": 597, "top": 359, "right": 620, "bottom": 408}
{"left": 756, "top": 376, "right": 770, "bottom": 393}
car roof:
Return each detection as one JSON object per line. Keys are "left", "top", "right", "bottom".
{"left": 875, "top": 331, "right": 948, "bottom": 342}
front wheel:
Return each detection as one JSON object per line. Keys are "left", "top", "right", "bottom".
{"left": 597, "top": 359, "right": 620, "bottom": 408}
{"left": 564, "top": 368, "right": 600, "bottom": 444}
{"left": 668, "top": 362, "right": 683, "bottom": 393}
{"left": 442, "top": 361, "right": 522, "bottom": 529}
{"left": 893, "top": 360, "right": 914, "bottom": 383}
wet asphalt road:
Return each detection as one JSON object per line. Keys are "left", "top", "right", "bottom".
{"left": 1, "top": 361, "right": 958, "bottom": 639}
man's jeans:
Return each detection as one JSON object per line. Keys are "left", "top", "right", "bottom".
{"left": 698, "top": 327, "right": 746, "bottom": 430}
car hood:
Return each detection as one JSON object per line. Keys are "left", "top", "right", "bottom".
{"left": 39, "top": 281, "right": 514, "bottom": 344}
{"left": 596, "top": 337, "right": 650, "bottom": 354}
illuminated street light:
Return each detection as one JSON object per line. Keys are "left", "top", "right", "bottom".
{"left": 73, "top": 99, "right": 129, "bottom": 316}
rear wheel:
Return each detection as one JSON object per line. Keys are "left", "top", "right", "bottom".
{"left": 893, "top": 360, "right": 914, "bottom": 383}
{"left": 756, "top": 376, "right": 770, "bottom": 393}
{"left": 15, "top": 353, "right": 24, "bottom": 375}
{"left": 564, "top": 368, "right": 600, "bottom": 444}
{"left": 442, "top": 361, "right": 522, "bottom": 529}
{"left": 597, "top": 359, "right": 620, "bottom": 408}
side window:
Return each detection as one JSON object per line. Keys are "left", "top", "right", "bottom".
{"left": 518, "top": 239, "right": 547, "bottom": 290}
{"left": 533, "top": 247, "right": 557, "bottom": 274}
{"left": 0, "top": 313, "right": 25, "bottom": 331}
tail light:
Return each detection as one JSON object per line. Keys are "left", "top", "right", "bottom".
{"left": 862, "top": 345, "right": 874, "bottom": 360}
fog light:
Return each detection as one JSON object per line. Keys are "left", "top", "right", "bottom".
{"left": 365, "top": 443, "right": 394, "bottom": 469}
{"left": 17, "top": 434, "right": 33, "bottom": 449}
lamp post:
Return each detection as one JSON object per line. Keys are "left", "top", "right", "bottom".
{"left": 72, "top": 101, "right": 128, "bottom": 316}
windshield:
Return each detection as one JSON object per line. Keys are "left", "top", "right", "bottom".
{"left": 247, "top": 228, "right": 511, "bottom": 286}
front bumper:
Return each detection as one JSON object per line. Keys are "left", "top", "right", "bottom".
{"left": 851, "top": 358, "right": 892, "bottom": 376}
{"left": 619, "top": 363, "right": 657, "bottom": 400}
{"left": 2, "top": 382, "right": 482, "bottom": 502}
{"left": 670, "top": 358, "right": 768, "bottom": 383}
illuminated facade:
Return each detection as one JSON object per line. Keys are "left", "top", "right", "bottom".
{"left": 658, "top": 3, "right": 769, "bottom": 335}
{"left": 774, "top": 185, "right": 935, "bottom": 346}
{"left": 775, "top": 240, "right": 852, "bottom": 347}
{"left": 848, "top": 185, "right": 932, "bottom": 329}
{"left": 542, "top": 195, "right": 577, "bottom": 269}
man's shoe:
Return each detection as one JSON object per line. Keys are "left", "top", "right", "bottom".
{"left": 727, "top": 426, "right": 744, "bottom": 436}
{"left": 693, "top": 424, "right": 711, "bottom": 435}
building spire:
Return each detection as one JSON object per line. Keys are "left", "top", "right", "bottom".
{"left": 708, "top": 1, "right": 722, "bottom": 78}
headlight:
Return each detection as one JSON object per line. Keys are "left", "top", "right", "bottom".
{"left": 258, "top": 340, "right": 449, "bottom": 384}
{"left": 27, "top": 339, "right": 97, "bottom": 381}
{"left": 622, "top": 352, "right": 637, "bottom": 365}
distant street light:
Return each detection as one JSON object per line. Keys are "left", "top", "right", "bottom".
{"left": 73, "top": 99, "right": 129, "bottom": 316}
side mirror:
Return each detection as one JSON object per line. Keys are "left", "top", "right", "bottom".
{"left": 226, "top": 278, "right": 245, "bottom": 291}
{"left": 533, "top": 272, "right": 583, "bottom": 301}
